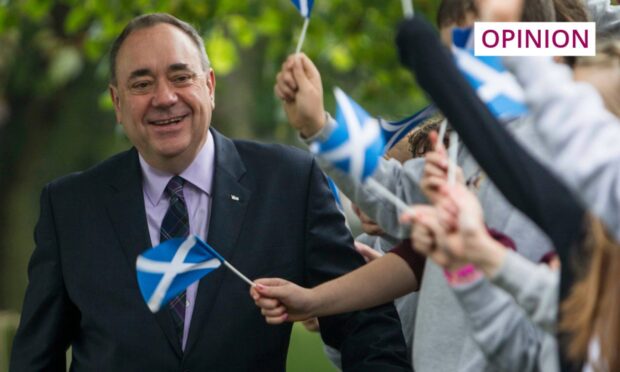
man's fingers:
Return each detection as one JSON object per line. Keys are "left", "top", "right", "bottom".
{"left": 261, "top": 305, "right": 287, "bottom": 318}
{"left": 254, "top": 277, "right": 289, "bottom": 286}
{"left": 265, "top": 313, "right": 289, "bottom": 325}
{"left": 424, "top": 176, "right": 447, "bottom": 189}
{"left": 299, "top": 53, "right": 322, "bottom": 84}
{"left": 292, "top": 54, "right": 312, "bottom": 89}
{"left": 425, "top": 152, "right": 448, "bottom": 170}
{"left": 279, "top": 69, "right": 298, "bottom": 93}
{"left": 354, "top": 241, "right": 382, "bottom": 262}
{"left": 274, "top": 84, "right": 295, "bottom": 103}
{"left": 254, "top": 296, "right": 281, "bottom": 310}
{"left": 424, "top": 163, "right": 448, "bottom": 178}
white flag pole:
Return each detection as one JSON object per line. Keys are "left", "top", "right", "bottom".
{"left": 448, "top": 131, "right": 459, "bottom": 185}
{"left": 402, "top": 0, "right": 414, "bottom": 18}
{"left": 366, "top": 178, "right": 414, "bottom": 215}
{"left": 223, "top": 261, "right": 256, "bottom": 287}
{"left": 437, "top": 119, "right": 448, "bottom": 146}
{"left": 295, "top": 18, "right": 310, "bottom": 54}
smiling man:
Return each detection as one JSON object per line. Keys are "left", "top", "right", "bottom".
{"left": 9, "top": 13, "right": 410, "bottom": 372}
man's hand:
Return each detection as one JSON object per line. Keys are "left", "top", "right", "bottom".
{"left": 352, "top": 204, "right": 385, "bottom": 237}
{"left": 354, "top": 241, "right": 383, "bottom": 263}
{"left": 437, "top": 183, "right": 506, "bottom": 276}
{"left": 420, "top": 131, "right": 464, "bottom": 204}
{"left": 402, "top": 206, "right": 468, "bottom": 271}
{"left": 275, "top": 53, "right": 326, "bottom": 138}
{"left": 250, "top": 278, "right": 317, "bottom": 324}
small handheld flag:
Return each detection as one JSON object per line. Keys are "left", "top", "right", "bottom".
{"left": 380, "top": 105, "right": 439, "bottom": 151}
{"left": 291, "top": 0, "right": 314, "bottom": 18}
{"left": 291, "top": 0, "right": 315, "bottom": 53}
{"left": 137, "top": 235, "right": 253, "bottom": 313}
{"left": 310, "top": 88, "right": 412, "bottom": 213}
{"left": 310, "top": 88, "right": 384, "bottom": 182}
{"left": 451, "top": 27, "right": 527, "bottom": 122}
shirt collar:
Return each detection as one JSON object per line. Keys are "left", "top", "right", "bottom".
{"left": 139, "top": 131, "right": 215, "bottom": 206}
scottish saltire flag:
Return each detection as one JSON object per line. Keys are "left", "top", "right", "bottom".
{"left": 310, "top": 88, "right": 384, "bottom": 182}
{"left": 326, "top": 176, "right": 344, "bottom": 211}
{"left": 291, "top": 0, "right": 314, "bottom": 18}
{"left": 452, "top": 27, "right": 527, "bottom": 121}
{"left": 137, "top": 235, "right": 223, "bottom": 312}
{"left": 380, "top": 105, "right": 439, "bottom": 151}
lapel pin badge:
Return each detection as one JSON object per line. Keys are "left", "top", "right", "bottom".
{"left": 230, "top": 194, "right": 240, "bottom": 202}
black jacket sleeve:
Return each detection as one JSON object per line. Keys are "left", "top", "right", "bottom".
{"left": 395, "top": 16, "right": 585, "bottom": 299}
{"left": 10, "top": 184, "right": 79, "bottom": 371}
{"left": 395, "top": 16, "right": 586, "bottom": 371}
{"left": 304, "top": 158, "right": 411, "bottom": 372}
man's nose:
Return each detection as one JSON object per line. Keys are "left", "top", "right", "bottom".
{"left": 152, "top": 80, "right": 178, "bottom": 107}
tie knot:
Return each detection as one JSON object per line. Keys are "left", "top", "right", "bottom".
{"left": 165, "top": 176, "right": 186, "bottom": 200}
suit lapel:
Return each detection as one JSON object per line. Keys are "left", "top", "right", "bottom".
{"left": 185, "top": 129, "right": 251, "bottom": 354}
{"left": 103, "top": 148, "right": 183, "bottom": 358}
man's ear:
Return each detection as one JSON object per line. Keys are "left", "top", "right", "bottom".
{"left": 109, "top": 84, "right": 122, "bottom": 123}
{"left": 207, "top": 68, "right": 216, "bottom": 108}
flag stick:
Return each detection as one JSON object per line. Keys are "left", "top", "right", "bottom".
{"left": 448, "top": 131, "right": 459, "bottom": 185}
{"left": 295, "top": 18, "right": 310, "bottom": 54}
{"left": 223, "top": 261, "right": 256, "bottom": 287}
{"left": 366, "top": 178, "right": 413, "bottom": 214}
{"left": 437, "top": 119, "right": 448, "bottom": 146}
{"left": 402, "top": 0, "right": 414, "bottom": 18}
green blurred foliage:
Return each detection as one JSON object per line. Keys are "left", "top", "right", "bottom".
{"left": 0, "top": 0, "right": 440, "bottom": 315}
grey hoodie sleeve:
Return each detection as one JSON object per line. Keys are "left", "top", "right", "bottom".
{"left": 504, "top": 56, "right": 620, "bottom": 242}
{"left": 452, "top": 277, "right": 549, "bottom": 372}
{"left": 303, "top": 118, "right": 429, "bottom": 239}
{"left": 586, "top": 0, "right": 620, "bottom": 35}
{"left": 490, "top": 250, "right": 559, "bottom": 333}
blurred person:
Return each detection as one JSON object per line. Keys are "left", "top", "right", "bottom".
{"left": 273, "top": 1, "right": 557, "bottom": 369}
{"left": 405, "top": 180, "right": 561, "bottom": 372}
{"left": 323, "top": 125, "right": 438, "bottom": 368}
{"left": 395, "top": 1, "right": 620, "bottom": 369}
{"left": 8, "top": 13, "right": 411, "bottom": 372}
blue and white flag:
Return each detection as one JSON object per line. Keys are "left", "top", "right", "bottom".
{"left": 452, "top": 27, "right": 527, "bottom": 121}
{"left": 380, "top": 105, "right": 439, "bottom": 151}
{"left": 137, "top": 235, "right": 223, "bottom": 313}
{"left": 291, "top": 0, "right": 314, "bottom": 18}
{"left": 310, "top": 88, "right": 384, "bottom": 182}
{"left": 326, "top": 176, "right": 344, "bottom": 211}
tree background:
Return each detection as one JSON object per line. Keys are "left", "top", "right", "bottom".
{"left": 0, "top": 0, "right": 438, "bottom": 368}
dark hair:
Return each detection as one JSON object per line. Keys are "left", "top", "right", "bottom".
{"left": 521, "top": 0, "right": 556, "bottom": 22}
{"left": 408, "top": 114, "right": 449, "bottom": 158}
{"left": 553, "top": 0, "right": 589, "bottom": 22}
{"left": 108, "top": 13, "right": 210, "bottom": 85}
{"left": 437, "top": 0, "right": 555, "bottom": 27}
{"left": 437, "top": 0, "right": 477, "bottom": 28}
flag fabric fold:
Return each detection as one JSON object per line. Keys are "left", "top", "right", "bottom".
{"left": 452, "top": 27, "right": 528, "bottom": 121}
{"left": 137, "top": 235, "right": 223, "bottom": 313}
{"left": 310, "top": 87, "right": 385, "bottom": 182}
{"left": 380, "top": 105, "right": 439, "bottom": 151}
{"left": 290, "top": 0, "right": 314, "bottom": 18}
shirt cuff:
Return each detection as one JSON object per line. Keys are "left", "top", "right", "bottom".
{"left": 388, "top": 239, "right": 426, "bottom": 281}
{"left": 298, "top": 112, "right": 336, "bottom": 144}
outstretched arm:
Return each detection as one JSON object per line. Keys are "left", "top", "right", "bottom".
{"left": 250, "top": 252, "right": 418, "bottom": 324}
{"left": 276, "top": 53, "right": 429, "bottom": 239}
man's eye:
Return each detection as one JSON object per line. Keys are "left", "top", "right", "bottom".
{"left": 132, "top": 81, "right": 152, "bottom": 90}
{"left": 173, "top": 74, "right": 192, "bottom": 84}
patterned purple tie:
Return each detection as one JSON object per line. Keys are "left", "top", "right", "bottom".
{"left": 160, "top": 176, "right": 189, "bottom": 344}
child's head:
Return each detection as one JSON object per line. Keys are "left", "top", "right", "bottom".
{"left": 436, "top": 0, "right": 556, "bottom": 45}
{"left": 408, "top": 114, "right": 448, "bottom": 158}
